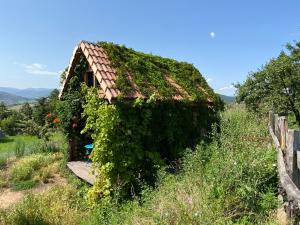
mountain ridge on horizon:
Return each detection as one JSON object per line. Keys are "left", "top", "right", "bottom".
{"left": 0, "top": 86, "right": 235, "bottom": 105}
{"left": 0, "top": 87, "right": 55, "bottom": 99}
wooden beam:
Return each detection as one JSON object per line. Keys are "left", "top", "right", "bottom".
{"left": 84, "top": 72, "right": 88, "bottom": 84}
{"left": 93, "top": 74, "right": 96, "bottom": 88}
{"left": 269, "top": 111, "right": 275, "bottom": 133}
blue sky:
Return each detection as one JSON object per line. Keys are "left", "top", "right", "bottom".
{"left": 0, "top": 0, "right": 299, "bottom": 96}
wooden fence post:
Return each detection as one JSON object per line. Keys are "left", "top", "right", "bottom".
{"left": 279, "top": 116, "right": 288, "bottom": 150}
{"left": 286, "top": 130, "right": 300, "bottom": 188}
{"left": 269, "top": 111, "right": 275, "bottom": 132}
{"left": 275, "top": 114, "right": 280, "bottom": 141}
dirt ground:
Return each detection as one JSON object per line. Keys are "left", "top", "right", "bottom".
{"left": 0, "top": 175, "right": 66, "bottom": 209}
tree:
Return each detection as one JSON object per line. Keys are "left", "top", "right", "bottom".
{"left": 0, "top": 102, "right": 10, "bottom": 120}
{"left": 33, "top": 97, "right": 50, "bottom": 126}
{"left": 0, "top": 111, "right": 22, "bottom": 135}
{"left": 49, "top": 89, "right": 59, "bottom": 102}
{"left": 48, "top": 89, "right": 59, "bottom": 114}
{"left": 236, "top": 42, "right": 300, "bottom": 127}
{"left": 20, "top": 103, "right": 33, "bottom": 120}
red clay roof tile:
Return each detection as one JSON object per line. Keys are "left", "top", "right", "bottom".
{"left": 99, "top": 70, "right": 109, "bottom": 80}
{"left": 59, "top": 40, "right": 212, "bottom": 103}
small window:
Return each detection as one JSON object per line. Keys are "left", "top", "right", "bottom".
{"left": 87, "top": 72, "right": 93, "bottom": 87}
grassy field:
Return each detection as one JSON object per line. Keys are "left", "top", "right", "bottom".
{"left": 0, "top": 135, "right": 39, "bottom": 158}
{"left": 0, "top": 106, "right": 279, "bottom": 225}
{"left": 0, "top": 133, "right": 66, "bottom": 158}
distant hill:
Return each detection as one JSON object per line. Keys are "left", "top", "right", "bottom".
{"left": 0, "top": 91, "right": 32, "bottom": 105}
{"left": 219, "top": 94, "right": 235, "bottom": 104}
{"left": 0, "top": 87, "right": 53, "bottom": 99}
{"left": 0, "top": 86, "right": 234, "bottom": 105}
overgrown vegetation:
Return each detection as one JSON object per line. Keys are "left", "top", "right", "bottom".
{"left": 0, "top": 186, "right": 83, "bottom": 225}
{"left": 99, "top": 41, "right": 222, "bottom": 104}
{"left": 9, "top": 153, "right": 62, "bottom": 190}
{"left": 236, "top": 41, "right": 300, "bottom": 128}
{"left": 55, "top": 56, "right": 90, "bottom": 161}
{"left": 0, "top": 134, "right": 65, "bottom": 159}
{"left": 82, "top": 106, "right": 278, "bottom": 224}
{"left": 0, "top": 106, "right": 278, "bottom": 224}
{"left": 82, "top": 87, "right": 221, "bottom": 202}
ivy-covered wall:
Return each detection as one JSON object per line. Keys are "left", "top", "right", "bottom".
{"left": 82, "top": 88, "right": 221, "bottom": 202}
{"left": 56, "top": 56, "right": 91, "bottom": 160}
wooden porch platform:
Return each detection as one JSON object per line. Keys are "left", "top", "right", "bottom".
{"left": 67, "top": 161, "right": 97, "bottom": 185}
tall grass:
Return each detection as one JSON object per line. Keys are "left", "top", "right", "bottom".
{"left": 0, "top": 135, "right": 39, "bottom": 158}
{"left": 13, "top": 140, "right": 26, "bottom": 158}
{"left": 10, "top": 153, "right": 63, "bottom": 190}
{"left": 0, "top": 186, "right": 84, "bottom": 225}
{"left": 0, "top": 155, "right": 7, "bottom": 168}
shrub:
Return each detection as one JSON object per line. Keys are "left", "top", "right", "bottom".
{"left": 19, "top": 119, "right": 41, "bottom": 136}
{"left": 29, "top": 140, "right": 60, "bottom": 154}
{"left": 0, "top": 186, "right": 84, "bottom": 225}
{"left": 0, "top": 156, "right": 7, "bottom": 168}
{"left": 14, "top": 140, "right": 26, "bottom": 158}
{"left": 0, "top": 114, "right": 19, "bottom": 136}
{"left": 10, "top": 153, "right": 62, "bottom": 189}
{"left": 11, "top": 180, "right": 38, "bottom": 191}
{"left": 0, "top": 170, "right": 8, "bottom": 188}
{"left": 38, "top": 141, "right": 60, "bottom": 153}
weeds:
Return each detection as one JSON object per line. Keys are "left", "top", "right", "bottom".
{"left": 13, "top": 140, "right": 26, "bottom": 158}
{"left": 0, "top": 186, "right": 84, "bottom": 225}
{"left": 0, "top": 156, "right": 7, "bottom": 168}
{"left": 10, "top": 153, "right": 63, "bottom": 190}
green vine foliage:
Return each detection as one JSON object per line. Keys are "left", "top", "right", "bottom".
{"left": 98, "top": 42, "right": 221, "bottom": 103}
{"left": 56, "top": 56, "right": 90, "bottom": 158}
{"left": 82, "top": 87, "right": 221, "bottom": 203}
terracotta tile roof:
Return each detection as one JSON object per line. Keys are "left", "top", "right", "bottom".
{"left": 59, "top": 41, "right": 144, "bottom": 101}
{"left": 164, "top": 75, "right": 190, "bottom": 100}
{"left": 59, "top": 41, "right": 213, "bottom": 103}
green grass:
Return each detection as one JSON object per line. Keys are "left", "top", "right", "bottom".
{"left": 9, "top": 153, "right": 62, "bottom": 190}
{"left": 0, "top": 106, "right": 279, "bottom": 225}
{"left": 0, "top": 135, "right": 39, "bottom": 158}
{"left": 0, "top": 132, "right": 67, "bottom": 190}
{"left": 11, "top": 180, "right": 38, "bottom": 191}
{"left": 0, "top": 132, "right": 67, "bottom": 159}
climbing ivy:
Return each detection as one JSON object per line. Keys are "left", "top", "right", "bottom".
{"left": 82, "top": 87, "right": 221, "bottom": 203}
{"left": 98, "top": 42, "right": 220, "bottom": 102}
{"left": 56, "top": 56, "right": 91, "bottom": 159}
